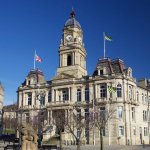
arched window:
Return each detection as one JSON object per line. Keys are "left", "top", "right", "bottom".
{"left": 67, "top": 54, "right": 72, "bottom": 66}
{"left": 117, "top": 84, "right": 122, "bottom": 97}
{"left": 100, "top": 85, "right": 106, "bottom": 98}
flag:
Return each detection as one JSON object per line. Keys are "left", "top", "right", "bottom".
{"left": 108, "top": 86, "right": 116, "bottom": 93}
{"left": 35, "top": 54, "right": 42, "bottom": 63}
{"left": 105, "top": 34, "right": 112, "bottom": 41}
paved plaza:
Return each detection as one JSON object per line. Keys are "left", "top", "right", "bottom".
{"left": 0, "top": 142, "right": 150, "bottom": 150}
{"left": 63, "top": 145, "right": 150, "bottom": 150}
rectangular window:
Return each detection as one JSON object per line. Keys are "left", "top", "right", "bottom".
{"left": 40, "top": 95, "right": 45, "bottom": 106}
{"left": 62, "top": 89, "right": 69, "bottom": 101}
{"left": 100, "top": 70, "right": 103, "bottom": 75}
{"left": 77, "top": 89, "right": 81, "bottom": 102}
{"left": 28, "top": 93, "right": 32, "bottom": 105}
{"left": 85, "top": 88, "right": 89, "bottom": 101}
{"left": 100, "top": 85, "right": 107, "bottom": 98}
{"left": 144, "top": 127, "right": 148, "bottom": 136}
{"left": 131, "top": 107, "right": 135, "bottom": 121}
{"left": 77, "top": 109, "right": 81, "bottom": 121}
{"left": 85, "top": 128, "right": 89, "bottom": 138}
{"left": 100, "top": 107, "right": 106, "bottom": 121}
{"left": 26, "top": 113, "right": 30, "bottom": 123}
{"left": 119, "top": 126, "right": 124, "bottom": 136}
{"left": 48, "top": 91, "right": 52, "bottom": 102}
{"left": 133, "top": 127, "right": 136, "bottom": 135}
{"left": 85, "top": 108, "right": 89, "bottom": 121}
{"left": 118, "top": 106, "right": 123, "bottom": 119}
{"left": 143, "top": 110, "right": 147, "bottom": 121}
{"left": 100, "top": 127, "right": 105, "bottom": 136}
{"left": 77, "top": 128, "right": 80, "bottom": 139}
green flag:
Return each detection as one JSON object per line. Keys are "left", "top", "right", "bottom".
{"left": 108, "top": 86, "right": 116, "bottom": 93}
{"left": 105, "top": 34, "right": 112, "bottom": 41}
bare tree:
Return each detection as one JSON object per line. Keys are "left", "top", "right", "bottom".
{"left": 52, "top": 105, "right": 92, "bottom": 150}
{"left": 93, "top": 102, "right": 116, "bottom": 150}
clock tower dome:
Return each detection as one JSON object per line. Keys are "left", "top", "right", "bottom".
{"left": 57, "top": 9, "right": 87, "bottom": 78}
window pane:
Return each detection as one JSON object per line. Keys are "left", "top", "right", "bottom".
{"left": 85, "top": 88, "right": 89, "bottom": 101}
{"left": 28, "top": 93, "right": 32, "bottom": 105}
{"left": 77, "top": 89, "right": 81, "bottom": 101}
{"left": 117, "top": 84, "right": 122, "bottom": 97}
{"left": 100, "top": 86, "right": 106, "bottom": 98}
{"left": 118, "top": 107, "right": 123, "bottom": 119}
{"left": 48, "top": 91, "right": 52, "bottom": 102}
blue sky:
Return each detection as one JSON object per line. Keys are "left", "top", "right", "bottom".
{"left": 0, "top": 0, "right": 150, "bottom": 105}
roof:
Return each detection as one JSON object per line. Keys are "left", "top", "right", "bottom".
{"left": 28, "top": 69, "right": 44, "bottom": 77}
{"left": 93, "top": 58, "right": 126, "bottom": 76}
{"left": 64, "top": 9, "right": 81, "bottom": 29}
{"left": 3, "top": 104, "right": 17, "bottom": 111}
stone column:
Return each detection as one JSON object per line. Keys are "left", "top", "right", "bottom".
{"left": 81, "top": 86, "right": 84, "bottom": 102}
{"left": 47, "top": 110, "right": 50, "bottom": 125}
{"left": 65, "top": 109, "right": 68, "bottom": 123}
{"left": 69, "top": 87, "right": 72, "bottom": 102}
{"left": 50, "top": 110, "right": 53, "bottom": 125}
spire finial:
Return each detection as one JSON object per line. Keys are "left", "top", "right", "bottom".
{"left": 70, "top": 7, "right": 75, "bottom": 18}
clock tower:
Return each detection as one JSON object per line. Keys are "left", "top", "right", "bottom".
{"left": 57, "top": 9, "right": 87, "bottom": 78}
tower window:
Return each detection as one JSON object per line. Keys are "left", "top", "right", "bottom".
{"left": 100, "top": 70, "right": 103, "bottom": 75}
{"left": 67, "top": 54, "right": 72, "bottom": 66}
{"left": 28, "top": 80, "right": 30, "bottom": 85}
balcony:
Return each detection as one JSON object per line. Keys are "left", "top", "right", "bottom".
{"left": 96, "top": 98, "right": 108, "bottom": 103}
{"left": 46, "top": 100, "right": 72, "bottom": 107}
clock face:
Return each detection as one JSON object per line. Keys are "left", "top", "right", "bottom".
{"left": 66, "top": 34, "right": 72, "bottom": 41}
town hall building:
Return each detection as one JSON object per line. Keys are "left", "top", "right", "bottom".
{"left": 17, "top": 10, "right": 150, "bottom": 145}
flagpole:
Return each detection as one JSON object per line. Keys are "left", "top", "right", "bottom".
{"left": 103, "top": 32, "right": 106, "bottom": 58}
{"left": 34, "top": 50, "right": 36, "bottom": 70}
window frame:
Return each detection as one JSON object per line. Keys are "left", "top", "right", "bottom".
{"left": 117, "top": 84, "right": 122, "bottom": 97}
{"left": 27, "top": 92, "right": 32, "bottom": 105}
{"left": 77, "top": 88, "right": 81, "bottom": 102}
{"left": 100, "top": 85, "right": 107, "bottom": 98}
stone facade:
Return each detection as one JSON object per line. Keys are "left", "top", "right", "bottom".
{"left": 0, "top": 82, "right": 4, "bottom": 133}
{"left": 3, "top": 104, "right": 17, "bottom": 130}
{"left": 17, "top": 10, "right": 150, "bottom": 145}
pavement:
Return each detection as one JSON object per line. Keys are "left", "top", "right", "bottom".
{"left": 63, "top": 145, "right": 150, "bottom": 150}
{"left": 0, "top": 142, "right": 149, "bottom": 150}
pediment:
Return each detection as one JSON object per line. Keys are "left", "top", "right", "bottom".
{"left": 53, "top": 72, "right": 75, "bottom": 80}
